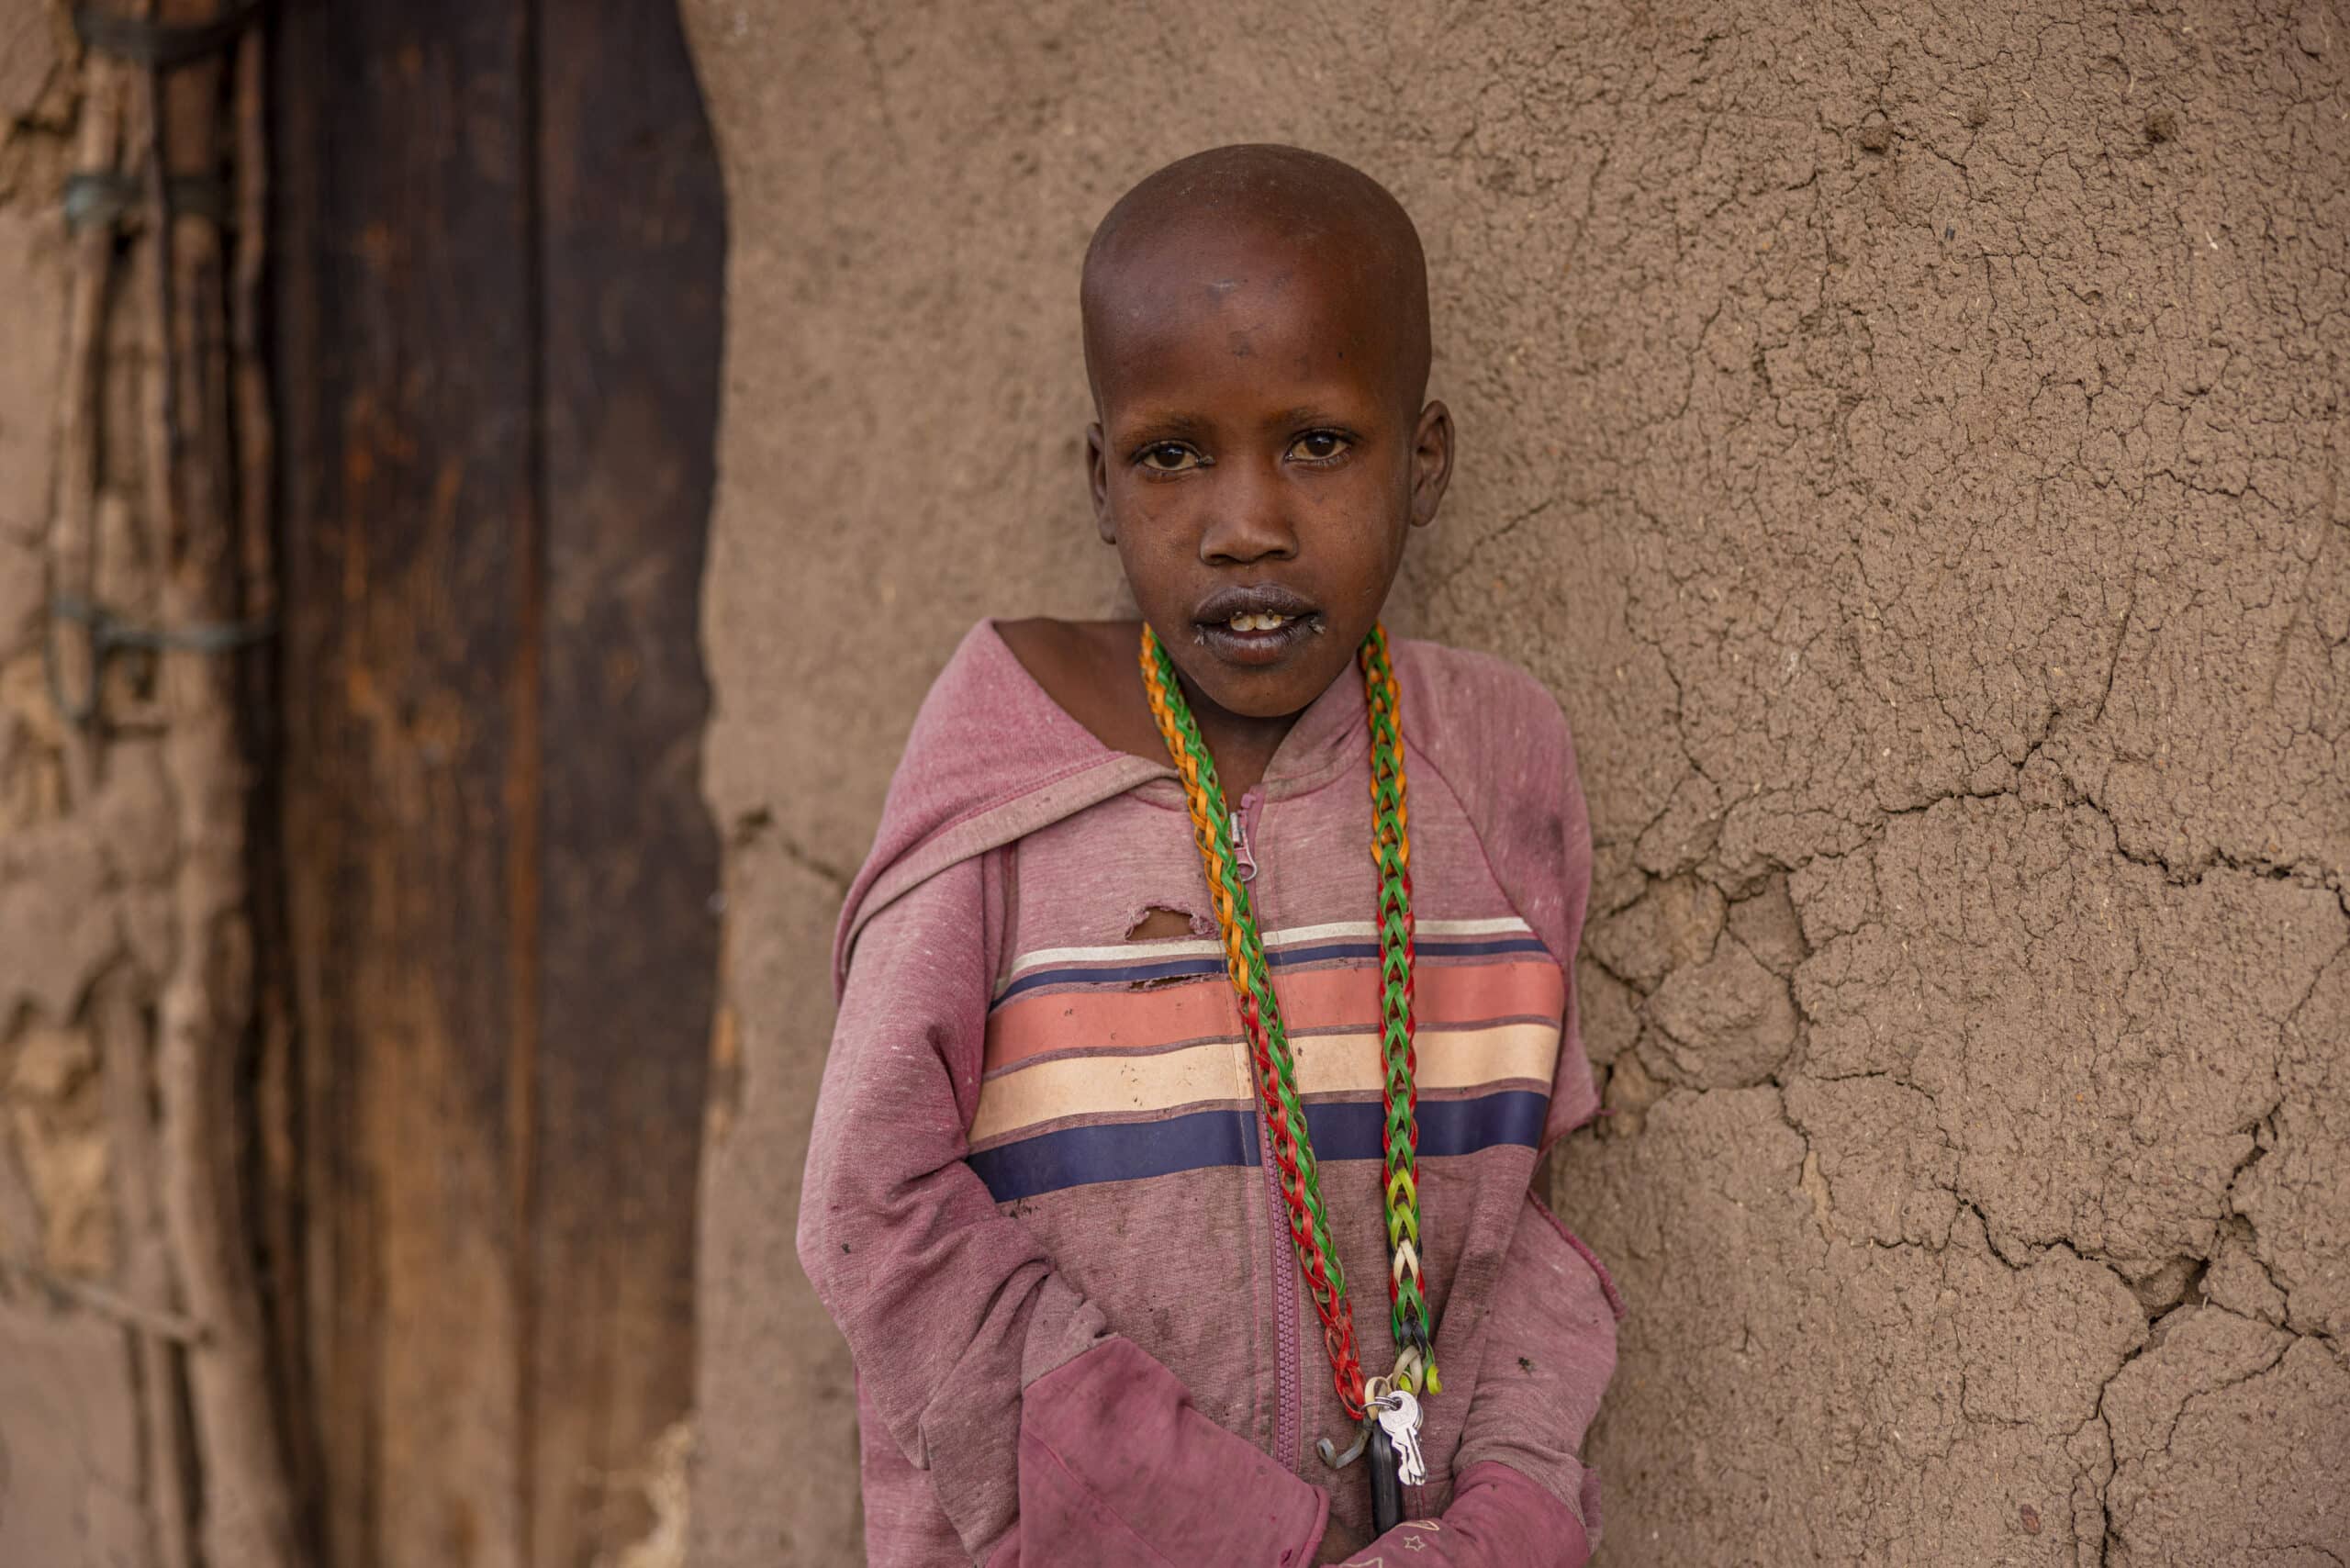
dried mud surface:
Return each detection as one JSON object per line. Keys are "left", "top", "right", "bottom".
{"left": 682, "top": 2, "right": 2348, "bottom": 1562}
{"left": 0, "top": 7, "right": 164, "bottom": 1562}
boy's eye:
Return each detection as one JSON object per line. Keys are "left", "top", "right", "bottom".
{"left": 1137, "top": 442, "right": 1203, "bottom": 473}
{"left": 1287, "top": 431, "right": 1351, "bottom": 462}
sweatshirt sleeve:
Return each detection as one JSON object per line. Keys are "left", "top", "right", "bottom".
{"left": 800, "top": 853, "right": 1326, "bottom": 1565}
{"left": 1336, "top": 1194, "right": 1623, "bottom": 1567}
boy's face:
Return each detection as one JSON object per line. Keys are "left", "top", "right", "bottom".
{"left": 1086, "top": 221, "right": 1451, "bottom": 723}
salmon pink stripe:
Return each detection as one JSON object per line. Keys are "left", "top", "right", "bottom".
{"left": 982, "top": 958, "right": 1564, "bottom": 1074}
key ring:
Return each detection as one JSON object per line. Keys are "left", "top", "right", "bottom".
{"left": 1316, "top": 1374, "right": 1399, "bottom": 1469}
{"left": 1317, "top": 1424, "right": 1371, "bottom": 1470}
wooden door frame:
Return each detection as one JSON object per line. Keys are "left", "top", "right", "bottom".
{"left": 265, "top": 4, "right": 727, "bottom": 1562}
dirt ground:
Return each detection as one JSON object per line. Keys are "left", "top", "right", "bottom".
{"left": 680, "top": 2, "right": 2347, "bottom": 1562}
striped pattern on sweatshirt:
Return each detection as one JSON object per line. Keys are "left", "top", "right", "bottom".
{"left": 968, "top": 916, "right": 1562, "bottom": 1202}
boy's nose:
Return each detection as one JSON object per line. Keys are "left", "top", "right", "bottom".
{"left": 1197, "top": 456, "right": 1299, "bottom": 566}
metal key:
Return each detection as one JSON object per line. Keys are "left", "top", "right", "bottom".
{"left": 1373, "top": 1389, "right": 1427, "bottom": 1486}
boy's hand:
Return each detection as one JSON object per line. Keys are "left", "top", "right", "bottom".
{"left": 1330, "top": 1461, "right": 1593, "bottom": 1567}
{"left": 1334, "top": 1517, "right": 1446, "bottom": 1562}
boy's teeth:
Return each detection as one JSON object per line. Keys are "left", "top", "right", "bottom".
{"left": 1228, "top": 612, "right": 1290, "bottom": 633}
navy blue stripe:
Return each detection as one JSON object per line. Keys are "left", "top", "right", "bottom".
{"left": 967, "top": 1090, "right": 1549, "bottom": 1203}
{"left": 997, "top": 954, "right": 1223, "bottom": 1000}
{"left": 995, "top": 935, "right": 1551, "bottom": 1004}
{"left": 1270, "top": 936, "right": 1551, "bottom": 969}
{"left": 1304, "top": 1091, "right": 1550, "bottom": 1160}
{"left": 967, "top": 1108, "right": 1260, "bottom": 1204}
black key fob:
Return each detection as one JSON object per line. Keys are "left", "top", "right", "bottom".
{"left": 1367, "top": 1421, "right": 1405, "bottom": 1536}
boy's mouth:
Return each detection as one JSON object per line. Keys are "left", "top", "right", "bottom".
{"left": 1192, "top": 585, "right": 1325, "bottom": 666}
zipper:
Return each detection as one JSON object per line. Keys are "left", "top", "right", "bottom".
{"left": 1232, "top": 788, "right": 1261, "bottom": 882}
{"left": 1262, "top": 1102, "right": 1302, "bottom": 1473}
{"left": 1237, "top": 788, "right": 1299, "bottom": 1471}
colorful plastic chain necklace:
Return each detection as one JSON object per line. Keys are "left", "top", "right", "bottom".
{"left": 1139, "top": 622, "right": 1436, "bottom": 1502}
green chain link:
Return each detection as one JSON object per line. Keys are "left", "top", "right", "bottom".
{"left": 1144, "top": 633, "right": 1355, "bottom": 1316}
{"left": 1361, "top": 629, "right": 1437, "bottom": 1387}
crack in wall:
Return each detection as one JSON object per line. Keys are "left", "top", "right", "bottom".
{"left": 681, "top": 0, "right": 2350, "bottom": 1558}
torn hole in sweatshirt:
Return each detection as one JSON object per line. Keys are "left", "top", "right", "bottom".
{"left": 1121, "top": 904, "right": 1214, "bottom": 988}
{"left": 1124, "top": 903, "right": 1205, "bottom": 943}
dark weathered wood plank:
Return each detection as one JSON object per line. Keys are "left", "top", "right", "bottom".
{"left": 273, "top": 3, "right": 540, "bottom": 1563}
{"left": 527, "top": 1, "right": 724, "bottom": 1562}
{"left": 275, "top": 3, "right": 724, "bottom": 1563}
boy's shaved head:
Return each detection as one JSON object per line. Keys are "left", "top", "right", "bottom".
{"left": 1069, "top": 143, "right": 1455, "bottom": 732}
{"left": 1081, "top": 144, "right": 1431, "bottom": 416}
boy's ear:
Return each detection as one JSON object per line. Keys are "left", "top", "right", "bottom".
{"left": 1087, "top": 422, "right": 1115, "bottom": 543}
{"left": 1410, "top": 399, "right": 1454, "bottom": 530}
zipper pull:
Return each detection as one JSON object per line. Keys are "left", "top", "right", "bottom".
{"left": 1231, "top": 801, "right": 1259, "bottom": 882}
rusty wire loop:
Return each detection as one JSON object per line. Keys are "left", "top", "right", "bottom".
{"left": 44, "top": 595, "right": 274, "bottom": 728}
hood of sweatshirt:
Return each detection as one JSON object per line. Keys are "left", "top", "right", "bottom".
{"left": 831, "top": 622, "right": 1159, "bottom": 999}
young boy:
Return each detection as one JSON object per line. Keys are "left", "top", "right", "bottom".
{"left": 802, "top": 144, "right": 1622, "bottom": 1566}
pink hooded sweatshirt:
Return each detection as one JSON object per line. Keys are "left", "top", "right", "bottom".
{"left": 803, "top": 622, "right": 1622, "bottom": 1566}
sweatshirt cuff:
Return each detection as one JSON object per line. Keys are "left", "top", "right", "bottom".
{"left": 1335, "top": 1460, "right": 1590, "bottom": 1568}
{"left": 1002, "top": 1337, "right": 1327, "bottom": 1567}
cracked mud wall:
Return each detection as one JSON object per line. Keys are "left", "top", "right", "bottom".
{"left": 2, "top": 6, "right": 188, "bottom": 1563}
{"left": 3, "top": 6, "right": 298, "bottom": 1564}
{"left": 682, "top": 2, "right": 2348, "bottom": 1562}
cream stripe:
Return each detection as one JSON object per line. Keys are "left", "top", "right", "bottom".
{"left": 1408, "top": 916, "right": 1538, "bottom": 938}
{"left": 1006, "top": 937, "right": 1226, "bottom": 973}
{"left": 968, "top": 1020, "right": 1559, "bottom": 1144}
{"left": 968, "top": 1039, "right": 1251, "bottom": 1145}
{"left": 1290, "top": 1021, "right": 1560, "bottom": 1097}
{"left": 1007, "top": 915, "right": 1535, "bottom": 977}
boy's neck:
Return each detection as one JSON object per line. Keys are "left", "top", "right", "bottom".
{"left": 1180, "top": 682, "right": 1297, "bottom": 803}
{"left": 997, "top": 617, "right": 1298, "bottom": 801}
